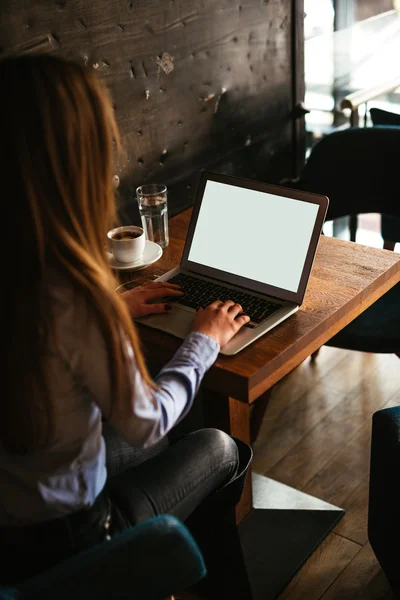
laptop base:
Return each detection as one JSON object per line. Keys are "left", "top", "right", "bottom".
{"left": 137, "top": 269, "right": 299, "bottom": 355}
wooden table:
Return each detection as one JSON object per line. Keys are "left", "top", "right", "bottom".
{"left": 121, "top": 208, "right": 400, "bottom": 516}
{"left": 120, "top": 208, "right": 400, "bottom": 597}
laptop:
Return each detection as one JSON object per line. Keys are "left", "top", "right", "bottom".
{"left": 138, "top": 171, "right": 328, "bottom": 355}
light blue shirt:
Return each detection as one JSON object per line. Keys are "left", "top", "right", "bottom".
{"left": 0, "top": 280, "right": 219, "bottom": 525}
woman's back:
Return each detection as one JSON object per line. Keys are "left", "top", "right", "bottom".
{"left": 1, "top": 54, "right": 154, "bottom": 461}
{"left": 1, "top": 273, "right": 106, "bottom": 525}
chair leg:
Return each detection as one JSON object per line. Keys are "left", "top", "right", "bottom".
{"left": 349, "top": 215, "right": 358, "bottom": 242}
{"left": 383, "top": 240, "right": 396, "bottom": 251}
{"left": 310, "top": 347, "right": 321, "bottom": 361}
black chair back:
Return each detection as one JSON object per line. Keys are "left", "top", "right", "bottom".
{"left": 296, "top": 127, "right": 400, "bottom": 233}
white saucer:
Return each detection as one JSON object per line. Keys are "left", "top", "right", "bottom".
{"left": 107, "top": 240, "right": 163, "bottom": 271}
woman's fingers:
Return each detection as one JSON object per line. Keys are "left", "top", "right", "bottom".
{"left": 208, "top": 300, "right": 224, "bottom": 309}
{"left": 144, "top": 288, "right": 184, "bottom": 302}
{"left": 143, "top": 281, "right": 182, "bottom": 290}
{"left": 234, "top": 314, "right": 251, "bottom": 327}
{"left": 141, "top": 302, "right": 173, "bottom": 315}
{"left": 227, "top": 302, "right": 243, "bottom": 316}
{"left": 206, "top": 300, "right": 242, "bottom": 314}
{"left": 219, "top": 300, "right": 243, "bottom": 311}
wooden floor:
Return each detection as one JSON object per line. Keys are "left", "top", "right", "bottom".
{"left": 252, "top": 346, "right": 400, "bottom": 600}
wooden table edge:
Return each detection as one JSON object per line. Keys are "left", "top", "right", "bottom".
{"left": 247, "top": 265, "right": 400, "bottom": 402}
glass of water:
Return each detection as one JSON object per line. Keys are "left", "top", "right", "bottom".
{"left": 136, "top": 184, "right": 169, "bottom": 248}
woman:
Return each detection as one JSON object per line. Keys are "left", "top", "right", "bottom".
{"left": 0, "top": 54, "right": 252, "bottom": 596}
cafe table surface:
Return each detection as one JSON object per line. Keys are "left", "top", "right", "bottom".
{"left": 118, "top": 208, "right": 400, "bottom": 600}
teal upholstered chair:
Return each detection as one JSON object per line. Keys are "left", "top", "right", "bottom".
{"left": 0, "top": 515, "right": 206, "bottom": 600}
{"left": 369, "top": 406, "right": 400, "bottom": 597}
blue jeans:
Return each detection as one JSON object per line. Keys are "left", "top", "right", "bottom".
{"left": 106, "top": 427, "right": 253, "bottom": 599}
{"left": 0, "top": 429, "right": 252, "bottom": 598}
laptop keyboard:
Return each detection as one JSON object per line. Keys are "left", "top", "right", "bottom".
{"left": 167, "top": 273, "right": 281, "bottom": 324}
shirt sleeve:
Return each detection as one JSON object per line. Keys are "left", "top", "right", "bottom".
{"left": 106, "top": 332, "right": 220, "bottom": 447}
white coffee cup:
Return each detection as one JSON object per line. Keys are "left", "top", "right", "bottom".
{"left": 107, "top": 226, "right": 145, "bottom": 264}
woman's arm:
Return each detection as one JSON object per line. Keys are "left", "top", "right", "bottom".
{"left": 59, "top": 292, "right": 218, "bottom": 446}
{"left": 53, "top": 283, "right": 217, "bottom": 448}
{"left": 63, "top": 290, "right": 247, "bottom": 448}
{"left": 104, "top": 298, "right": 250, "bottom": 446}
{"left": 105, "top": 332, "right": 219, "bottom": 447}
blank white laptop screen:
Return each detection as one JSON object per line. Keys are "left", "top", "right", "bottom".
{"left": 187, "top": 180, "right": 320, "bottom": 293}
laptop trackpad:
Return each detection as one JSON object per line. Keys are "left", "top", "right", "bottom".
{"left": 139, "top": 306, "right": 194, "bottom": 340}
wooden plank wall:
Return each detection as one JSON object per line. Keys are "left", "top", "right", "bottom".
{"left": 0, "top": 0, "right": 297, "bottom": 221}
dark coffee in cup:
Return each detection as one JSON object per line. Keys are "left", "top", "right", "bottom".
{"left": 111, "top": 231, "right": 141, "bottom": 241}
{"left": 107, "top": 225, "right": 145, "bottom": 263}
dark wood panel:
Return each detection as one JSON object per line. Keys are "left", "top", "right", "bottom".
{"left": 0, "top": 0, "right": 300, "bottom": 220}
{"left": 291, "top": 0, "right": 305, "bottom": 177}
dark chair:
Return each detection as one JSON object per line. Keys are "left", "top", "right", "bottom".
{"left": 369, "top": 406, "right": 400, "bottom": 598}
{"left": 294, "top": 126, "right": 400, "bottom": 356}
{"left": 381, "top": 214, "right": 400, "bottom": 251}
{"left": 0, "top": 515, "right": 206, "bottom": 600}
{"left": 369, "top": 112, "right": 400, "bottom": 251}
{"left": 370, "top": 107, "right": 400, "bottom": 127}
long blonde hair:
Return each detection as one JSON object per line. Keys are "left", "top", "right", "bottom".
{"left": 1, "top": 54, "right": 153, "bottom": 454}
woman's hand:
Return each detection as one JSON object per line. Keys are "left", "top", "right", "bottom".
{"left": 121, "top": 281, "right": 183, "bottom": 318}
{"left": 191, "top": 300, "right": 250, "bottom": 347}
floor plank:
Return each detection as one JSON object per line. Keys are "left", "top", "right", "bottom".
{"left": 252, "top": 384, "right": 343, "bottom": 474}
{"left": 332, "top": 476, "right": 370, "bottom": 546}
{"left": 263, "top": 359, "right": 400, "bottom": 490}
{"left": 320, "top": 542, "right": 391, "bottom": 599}
{"left": 252, "top": 349, "right": 383, "bottom": 475}
{"left": 254, "top": 348, "right": 381, "bottom": 440}
{"left": 302, "top": 398, "right": 398, "bottom": 545}
{"left": 251, "top": 348, "right": 400, "bottom": 600}
{"left": 278, "top": 532, "right": 360, "bottom": 600}
{"left": 302, "top": 424, "right": 372, "bottom": 508}
{"left": 265, "top": 395, "right": 381, "bottom": 492}
{"left": 351, "top": 569, "right": 393, "bottom": 600}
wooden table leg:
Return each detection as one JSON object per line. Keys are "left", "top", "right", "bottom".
{"left": 202, "top": 390, "right": 252, "bottom": 524}
{"left": 250, "top": 389, "right": 271, "bottom": 444}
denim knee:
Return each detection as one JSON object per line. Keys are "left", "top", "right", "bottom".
{"left": 192, "top": 428, "right": 239, "bottom": 470}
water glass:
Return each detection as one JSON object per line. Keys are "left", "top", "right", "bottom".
{"left": 136, "top": 184, "right": 169, "bottom": 248}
